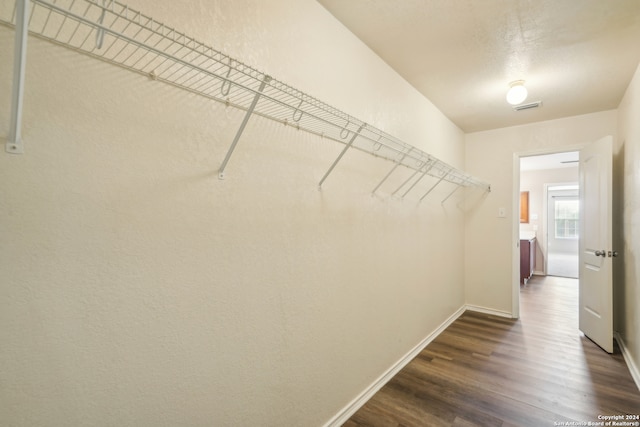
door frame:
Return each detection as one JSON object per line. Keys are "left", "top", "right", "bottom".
{"left": 511, "top": 144, "right": 585, "bottom": 318}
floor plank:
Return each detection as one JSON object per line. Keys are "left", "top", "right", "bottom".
{"left": 345, "top": 275, "right": 640, "bottom": 426}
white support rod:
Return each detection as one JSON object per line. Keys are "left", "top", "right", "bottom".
{"left": 6, "top": 0, "right": 29, "bottom": 155}
{"left": 95, "top": 0, "right": 106, "bottom": 49}
{"left": 401, "top": 162, "right": 435, "bottom": 198}
{"left": 441, "top": 185, "right": 460, "bottom": 204}
{"left": 391, "top": 168, "right": 421, "bottom": 196}
{"left": 371, "top": 148, "right": 413, "bottom": 194}
{"left": 218, "top": 75, "right": 271, "bottom": 179}
{"left": 419, "top": 173, "right": 448, "bottom": 202}
{"left": 318, "top": 123, "right": 365, "bottom": 188}
{"left": 372, "top": 162, "right": 401, "bottom": 194}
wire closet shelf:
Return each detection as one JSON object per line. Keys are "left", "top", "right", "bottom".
{"left": 0, "top": 0, "right": 490, "bottom": 199}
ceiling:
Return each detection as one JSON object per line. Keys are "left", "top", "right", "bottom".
{"left": 317, "top": 0, "right": 640, "bottom": 132}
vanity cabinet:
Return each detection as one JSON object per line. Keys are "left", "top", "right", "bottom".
{"left": 520, "top": 237, "right": 536, "bottom": 284}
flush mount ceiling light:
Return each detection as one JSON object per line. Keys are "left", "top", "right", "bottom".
{"left": 506, "top": 80, "right": 528, "bottom": 105}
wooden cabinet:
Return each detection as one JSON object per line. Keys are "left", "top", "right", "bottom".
{"left": 520, "top": 191, "right": 529, "bottom": 223}
{"left": 520, "top": 238, "right": 536, "bottom": 284}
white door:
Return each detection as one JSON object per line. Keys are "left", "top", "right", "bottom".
{"left": 579, "top": 135, "right": 614, "bottom": 353}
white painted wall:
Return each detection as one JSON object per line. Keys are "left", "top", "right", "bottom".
{"left": 464, "top": 111, "right": 617, "bottom": 314}
{"left": 0, "top": 1, "right": 468, "bottom": 425}
{"left": 617, "top": 63, "right": 640, "bottom": 384}
{"left": 520, "top": 167, "right": 579, "bottom": 274}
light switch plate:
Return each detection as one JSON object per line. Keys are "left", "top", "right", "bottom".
{"left": 498, "top": 207, "right": 506, "bottom": 218}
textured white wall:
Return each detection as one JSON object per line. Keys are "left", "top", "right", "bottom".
{"left": 0, "top": 1, "right": 468, "bottom": 425}
{"left": 464, "top": 111, "right": 617, "bottom": 314}
{"left": 617, "top": 63, "right": 640, "bottom": 383}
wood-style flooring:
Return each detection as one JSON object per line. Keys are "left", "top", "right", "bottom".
{"left": 344, "top": 275, "right": 640, "bottom": 426}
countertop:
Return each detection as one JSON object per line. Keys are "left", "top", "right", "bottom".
{"left": 520, "top": 231, "right": 536, "bottom": 241}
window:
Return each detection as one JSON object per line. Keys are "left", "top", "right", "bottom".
{"left": 554, "top": 198, "right": 579, "bottom": 239}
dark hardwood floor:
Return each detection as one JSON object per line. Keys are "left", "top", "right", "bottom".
{"left": 344, "top": 275, "right": 640, "bottom": 426}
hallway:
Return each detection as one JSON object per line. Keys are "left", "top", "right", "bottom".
{"left": 546, "top": 253, "right": 579, "bottom": 279}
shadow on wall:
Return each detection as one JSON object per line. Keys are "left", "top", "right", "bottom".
{"left": 462, "top": 186, "right": 491, "bottom": 215}
{"left": 537, "top": 245, "right": 546, "bottom": 275}
{"left": 613, "top": 140, "right": 625, "bottom": 333}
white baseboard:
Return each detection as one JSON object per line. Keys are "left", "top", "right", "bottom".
{"left": 615, "top": 331, "right": 640, "bottom": 391}
{"left": 322, "top": 305, "right": 467, "bottom": 427}
{"left": 465, "top": 304, "right": 514, "bottom": 318}
{"left": 324, "top": 308, "right": 634, "bottom": 427}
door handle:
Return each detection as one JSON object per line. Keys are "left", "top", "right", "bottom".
{"left": 595, "top": 250, "right": 606, "bottom": 257}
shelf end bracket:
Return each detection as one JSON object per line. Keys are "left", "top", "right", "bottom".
{"left": 6, "top": 0, "right": 29, "bottom": 155}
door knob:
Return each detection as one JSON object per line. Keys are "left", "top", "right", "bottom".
{"left": 595, "top": 250, "right": 606, "bottom": 257}
{"left": 608, "top": 251, "right": 619, "bottom": 258}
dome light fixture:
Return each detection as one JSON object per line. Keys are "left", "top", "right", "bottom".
{"left": 506, "top": 80, "right": 528, "bottom": 105}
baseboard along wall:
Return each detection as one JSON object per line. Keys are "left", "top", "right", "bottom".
{"left": 323, "top": 303, "right": 517, "bottom": 426}
{"left": 322, "top": 305, "right": 468, "bottom": 427}
{"left": 465, "top": 304, "right": 514, "bottom": 318}
{"left": 615, "top": 331, "right": 640, "bottom": 391}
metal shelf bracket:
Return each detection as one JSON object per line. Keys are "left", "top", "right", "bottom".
{"left": 401, "top": 161, "right": 435, "bottom": 198}
{"left": 419, "top": 173, "right": 448, "bottom": 202}
{"left": 318, "top": 123, "right": 365, "bottom": 188}
{"left": 6, "top": 0, "right": 28, "bottom": 155}
{"left": 218, "top": 75, "right": 271, "bottom": 180}
{"left": 371, "top": 148, "right": 414, "bottom": 194}
{"left": 441, "top": 185, "right": 460, "bottom": 204}
{"left": 95, "top": 0, "right": 106, "bottom": 49}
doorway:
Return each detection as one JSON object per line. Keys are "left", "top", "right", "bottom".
{"left": 519, "top": 151, "right": 580, "bottom": 280}
{"left": 513, "top": 137, "right": 614, "bottom": 352}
